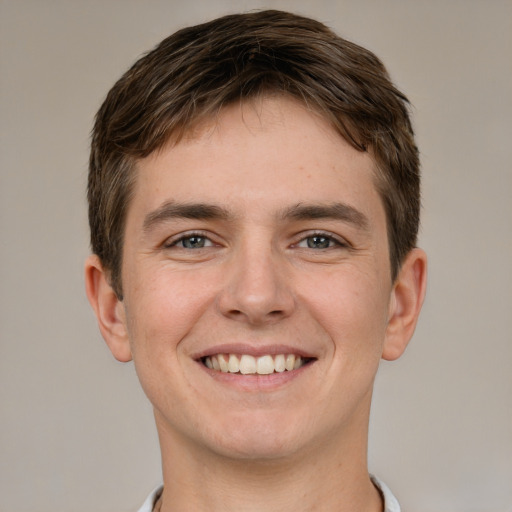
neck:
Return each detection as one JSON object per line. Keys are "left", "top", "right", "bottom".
{"left": 155, "top": 406, "right": 383, "bottom": 512}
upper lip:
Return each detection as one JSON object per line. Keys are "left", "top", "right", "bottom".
{"left": 192, "top": 343, "right": 317, "bottom": 360}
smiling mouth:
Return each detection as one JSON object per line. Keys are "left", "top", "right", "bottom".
{"left": 201, "top": 353, "right": 314, "bottom": 375}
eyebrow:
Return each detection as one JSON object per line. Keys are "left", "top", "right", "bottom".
{"left": 143, "top": 200, "right": 370, "bottom": 233}
{"left": 143, "top": 201, "right": 232, "bottom": 232}
{"left": 279, "top": 202, "right": 370, "bottom": 231}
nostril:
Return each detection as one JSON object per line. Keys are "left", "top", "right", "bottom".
{"left": 216, "top": 276, "right": 295, "bottom": 324}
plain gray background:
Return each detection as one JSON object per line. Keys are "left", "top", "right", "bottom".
{"left": 1, "top": 1, "right": 511, "bottom": 511}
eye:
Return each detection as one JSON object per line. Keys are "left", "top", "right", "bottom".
{"left": 167, "top": 234, "right": 214, "bottom": 249}
{"left": 296, "top": 233, "right": 346, "bottom": 250}
{"left": 306, "top": 235, "right": 332, "bottom": 249}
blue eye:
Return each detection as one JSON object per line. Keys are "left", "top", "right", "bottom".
{"left": 306, "top": 235, "right": 332, "bottom": 249}
{"left": 171, "top": 235, "right": 213, "bottom": 249}
{"left": 183, "top": 236, "right": 205, "bottom": 248}
{"left": 296, "top": 233, "right": 346, "bottom": 250}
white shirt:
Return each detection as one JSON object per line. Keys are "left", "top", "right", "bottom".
{"left": 137, "top": 475, "right": 400, "bottom": 511}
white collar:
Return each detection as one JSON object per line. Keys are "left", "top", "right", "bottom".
{"left": 138, "top": 476, "right": 401, "bottom": 512}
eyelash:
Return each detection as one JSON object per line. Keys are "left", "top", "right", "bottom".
{"left": 295, "top": 231, "right": 348, "bottom": 250}
{"left": 164, "top": 231, "right": 214, "bottom": 249}
{"left": 163, "top": 230, "right": 349, "bottom": 251}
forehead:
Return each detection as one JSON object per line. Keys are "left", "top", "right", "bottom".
{"left": 128, "top": 96, "right": 384, "bottom": 226}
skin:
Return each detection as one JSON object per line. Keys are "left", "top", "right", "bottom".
{"left": 86, "top": 96, "right": 427, "bottom": 511}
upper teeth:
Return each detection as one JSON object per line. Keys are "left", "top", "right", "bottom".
{"left": 204, "top": 354, "right": 305, "bottom": 374}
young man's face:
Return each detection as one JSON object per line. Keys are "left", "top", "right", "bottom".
{"left": 97, "top": 97, "right": 420, "bottom": 461}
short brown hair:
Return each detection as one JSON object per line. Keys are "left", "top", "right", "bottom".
{"left": 89, "top": 9, "right": 420, "bottom": 298}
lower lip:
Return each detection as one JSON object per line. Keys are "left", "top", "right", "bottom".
{"left": 197, "top": 360, "right": 314, "bottom": 392}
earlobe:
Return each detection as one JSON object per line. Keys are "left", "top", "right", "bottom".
{"left": 84, "top": 255, "right": 133, "bottom": 362}
{"left": 382, "top": 248, "right": 427, "bottom": 361}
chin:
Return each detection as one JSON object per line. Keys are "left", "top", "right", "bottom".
{"left": 201, "top": 412, "right": 313, "bottom": 461}
{"left": 212, "top": 435, "right": 300, "bottom": 462}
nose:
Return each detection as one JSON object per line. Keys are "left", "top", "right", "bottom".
{"left": 216, "top": 240, "right": 295, "bottom": 325}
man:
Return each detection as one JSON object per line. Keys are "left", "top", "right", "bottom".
{"left": 85, "top": 10, "right": 427, "bottom": 512}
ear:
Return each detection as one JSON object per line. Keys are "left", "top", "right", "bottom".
{"left": 84, "top": 254, "right": 132, "bottom": 362}
{"left": 382, "top": 248, "right": 427, "bottom": 361}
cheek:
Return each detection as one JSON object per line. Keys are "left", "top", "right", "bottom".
{"left": 301, "top": 266, "right": 390, "bottom": 356}
{"left": 122, "top": 268, "right": 217, "bottom": 417}
{"left": 124, "top": 266, "right": 216, "bottom": 357}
